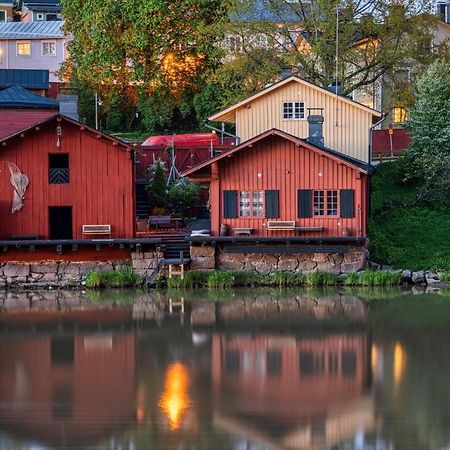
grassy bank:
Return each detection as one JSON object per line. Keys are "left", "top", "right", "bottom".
{"left": 85, "top": 267, "right": 143, "bottom": 288}
{"left": 369, "top": 162, "right": 450, "bottom": 271}
{"left": 167, "top": 269, "right": 403, "bottom": 289}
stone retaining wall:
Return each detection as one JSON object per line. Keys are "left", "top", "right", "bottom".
{"left": 190, "top": 244, "right": 367, "bottom": 274}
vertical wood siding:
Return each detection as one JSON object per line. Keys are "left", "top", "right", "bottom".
{"left": 0, "top": 119, "right": 134, "bottom": 239}
{"left": 212, "top": 135, "right": 367, "bottom": 238}
{"left": 235, "top": 81, "right": 374, "bottom": 162}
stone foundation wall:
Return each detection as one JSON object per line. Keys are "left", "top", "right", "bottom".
{"left": 191, "top": 244, "right": 367, "bottom": 274}
{"left": 131, "top": 250, "right": 163, "bottom": 277}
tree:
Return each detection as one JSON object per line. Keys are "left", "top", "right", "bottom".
{"left": 404, "top": 60, "right": 450, "bottom": 203}
{"left": 167, "top": 178, "right": 199, "bottom": 217}
{"left": 146, "top": 161, "right": 167, "bottom": 209}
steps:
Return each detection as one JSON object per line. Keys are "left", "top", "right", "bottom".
{"left": 162, "top": 241, "right": 191, "bottom": 264}
{"left": 135, "top": 183, "right": 150, "bottom": 219}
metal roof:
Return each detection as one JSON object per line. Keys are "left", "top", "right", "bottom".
{"left": 24, "top": 0, "right": 60, "bottom": 4}
{"left": 27, "top": 6, "right": 62, "bottom": 12}
{"left": 0, "top": 69, "right": 49, "bottom": 89}
{"left": 0, "top": 21, "right": 64, "bottom": 39}
{"left": 0, "top": 85, "right": 58, "bottom": 108}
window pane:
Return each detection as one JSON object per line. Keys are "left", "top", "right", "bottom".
{"left": 283, "top": 102, "right": 293, "bottom": 119}
{"left": 313, "top": 190, "right": 324, "bottom": 216}
{"left": 43, "top": 42, "right": 56, "bottom": 55}
{"left": 327, "top": 190, "right": 338, "bottom": 216}
{"left": 17, "top": 42, "right": 30, "bottom": 56}
{"left": 239, "top": 191, "right": 250, "bottom": 217}
{"left": 252, "top": 191, "right": 264, "bottom": 216}
{"left": 294, "top": 102, "right": 305, "bottom": 119}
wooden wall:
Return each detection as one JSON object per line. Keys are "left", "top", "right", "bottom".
{"left": 235, "top": 80, "right": 375, "bottom": 162}
{"left": 0, "top": 118, "right": 135, "bottom": 239}
{"left": 210, "top": 135, "right": 367, "bottom": 238}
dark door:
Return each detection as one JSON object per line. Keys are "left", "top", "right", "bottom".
{"left": 49, "top": 207, "right": 73, "bottom": 239}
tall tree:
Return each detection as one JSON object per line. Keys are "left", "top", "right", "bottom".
{"left": 404, "top": 60, "right": 450, "bottom": 202}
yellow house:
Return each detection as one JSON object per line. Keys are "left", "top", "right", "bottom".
{"left": 209, "top": 75, "right": 382, "bottom": 163}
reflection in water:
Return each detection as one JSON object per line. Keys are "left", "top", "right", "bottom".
{"left": 159, "top": 362, "right": 191, "bottom": 430}
{"left": 393, "top": 342, "right": 406, "bottom": 386}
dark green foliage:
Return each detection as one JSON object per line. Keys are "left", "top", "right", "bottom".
{"left": 207, "top": 271, "right": 235, "bottom": 288}
{"left": 369, "top": 162, "right": 450, "bottom": 270}
{"left": 305, "top": 272, "right": 338, "bottom": 286}
{"left": 146, "top": 162, "right": 167, "bottom": 209}
{"left": 343, "top": 270, "right": 403, "bottom": 286}
{"left": 167, "top": 179, "right": 199, "bottom": 217}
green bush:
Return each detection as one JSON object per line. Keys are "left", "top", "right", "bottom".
{"left": 85, "top": 270, "right": 104, "bottom": 288}
{"left": 84, "top": 267, "right": 143, "bottom": 289}
{"left": 305, "top": 272, "right": 338, "bottom": 286}
{"left": 343, "top": 270, "right": 403, "bottom": 286}
{"left": 207, "top": 271, "right": 235, "bottom": 288}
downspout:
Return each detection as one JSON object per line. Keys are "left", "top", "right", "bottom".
{"left": 368, "top": 113, "right": 387, "bottom": 166}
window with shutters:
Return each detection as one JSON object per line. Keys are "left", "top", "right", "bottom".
{"left": 239, "top": 190, "right": 264, "bottom": 217}
{"left": 282, "top": 101, "right": 305, "bottom": 120}
{"left": 314, "top": 190, "right": 338, "bottom": 216}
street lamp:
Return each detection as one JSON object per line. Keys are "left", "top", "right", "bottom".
{"left": 95, "top": 92, "right": 103, "bottom": 130}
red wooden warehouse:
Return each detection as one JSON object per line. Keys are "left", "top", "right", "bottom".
{"left": 183, "top": 128, "right": 371, "bottom": 239}
{"left": 0, "top": 114, "right": 135, "bottom": 241}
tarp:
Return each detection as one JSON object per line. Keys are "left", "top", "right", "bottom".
{"left": 142, "top": 133, "right": 220, "bottom": 148}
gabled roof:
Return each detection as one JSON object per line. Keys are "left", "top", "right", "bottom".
{"left": 182, "top": 129, "right": 372, "bottom": 177}
{"left": 0, "top": 20, "right": 64, "bottom": 39}
{"left": 209, "top": 75, "right": 382, "bottom": 123}
{"left": 0, "top": 69, "right": 49, "bottom": 90}
{"left": 0, "top": 85, "right": 58, "bottom": 108}
{"left": 0, "top": 114, "right": 131, "bottom": 151}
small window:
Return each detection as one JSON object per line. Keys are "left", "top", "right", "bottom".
{"left": 283, "top": 101, "right": 305, "bottom": 120}
{"left": 0, "top": 10, "right": 7, "bottom": 22}
{"left": 42, "top": 41, "right": 56, "bottom": 56}
{"left": 46, "top": 13, "right": 58, "bottom": 21}
{"left": 393, "top": 106, "right": 408, "bottom": 124}
{"left": 239, "top": 190, "right": 264, "bottom": 217}
{"left": 49, "top": 154, "right": 70, "bottom": 184}
{"left": 17, "top": 42, "right": 31, "bottom": 56}
{"left": 314, "top": 190, "right": 338, "bottom": 217}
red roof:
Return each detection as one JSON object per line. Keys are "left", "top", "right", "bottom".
{"left": 0, "top": 109, "right": 57, "bottom": 139}
{"left": 142, "top": 133, "right": 220, "bottom": 148}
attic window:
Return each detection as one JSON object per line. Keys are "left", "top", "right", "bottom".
{"left": 283, "top": 101, "right": 305, "bottom": 120}
{"left": 393, "top": 106, "right": 408, "bottom": 124}
{"left": 49, "top": 154, "right": 70, "bottom": 184}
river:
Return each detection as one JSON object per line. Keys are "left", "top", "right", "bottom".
{"left": 0, "top": 287, "right": 449, "bottom": 450}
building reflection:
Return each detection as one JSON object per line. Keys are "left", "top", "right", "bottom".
{"left": 0, "top": 332, "right": 136, "bottom": 448}
{"left": 212, "top": 330, "right": 373, "bottom": 450}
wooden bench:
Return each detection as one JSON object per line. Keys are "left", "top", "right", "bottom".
{"left": 233, "top": 228, "right": 253, "bottom": 236}
{"left": 148, "top": 215, "right": 172, "bottom": 229}
{"left": 82, "top": 224, "right": 111, "bottom": 238}
{"left": 266, "top": 221, "right": 296, "bottom": 233}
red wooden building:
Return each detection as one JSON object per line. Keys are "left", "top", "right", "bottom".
{"left": 0, "top": 114, "right": 135, "bottom": 240}
{"left": 183, "top": 129, "right": 371, "bottom": 239}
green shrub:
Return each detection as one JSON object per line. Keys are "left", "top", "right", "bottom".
{"left": 85, "top": 267, "right": 142, "bottom": 289}
{"left": 343, "top": 272, "right": 360, "bottom": 286}
{"left": 207, "top": 271, "right": 235, "bottom": 288}
{"left": 439, "top": 272, "right": 450, "bottom": 282}
{"left": 306, "top": 272, "right": 338, "bottom": 286}
{"left": 85, "top": 270, "right": 105, "bottom": 288}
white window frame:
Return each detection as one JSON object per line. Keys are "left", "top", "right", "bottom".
{"left": 42, "top": 40, "right": 57, "bottom": 56}
{"left": 313, "top": 190, "right": 339, "bottom": 217}
{"left": 239, "top": 190, "right": 264, "bottom": 217}
{"left": 16, "top": 41, "right": 31, "bottom": 57}
{"left": 0, "top": 10, "right": 7, "bottom": 22}
{"left": 36, "top": 12, "right": 44, "bottom": 20}
{"left": 282, "top": 101, "right": 305, "bottom": 120}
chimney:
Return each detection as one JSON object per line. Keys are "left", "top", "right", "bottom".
{"left": 58, "top": 94, "right": 79, "bottom": 121}
{"left": 307, "top": 114, "right": 324, "bottom": 147}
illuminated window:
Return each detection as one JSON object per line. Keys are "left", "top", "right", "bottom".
{"left": 283, "top": 101, "right": 305, "bottom": 120}
{"left": 393, "top": 106, "right": 408, "bottom": 123}
{"left": 314, "top": 190, "right": 339, "bottom": 216}
{"left": 16, "top": 41, "right": 31, "bottom": 56}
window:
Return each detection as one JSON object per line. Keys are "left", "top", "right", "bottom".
{"left": 49, "top": 154, "right": 70, "bottom": 184}
{"left": 16, "top": 41, "right": 31, "bottom": 56}
{"left": 283, "top": 101, "right": 305, "bottom": 120}
{"left": 36, "top": 12, "right": 44, "bottom": 20}
{"left": 393, "top": 106, "right": 408, "bottom": 124}
{"left": 0, "top": 11, "right": 7, "bottom": 22}
{"left": 42, "top": 41, "right": 56, "bottom": 56}
{"left": 46, "top": 13, "right": 58, "bottom": 21}
{"left": 239, "top": 190, "right": 264, "bottom": 217}
{"left": 313, "top": 190, "right": 339, "bottom": 217}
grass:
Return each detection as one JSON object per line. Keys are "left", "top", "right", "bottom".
{"left": 440, "top": 272, "right": 450, "bottom": 283}
{"left": 369, "top": 161, "right": 450, "bottom": 271}
{"left": 207, "top": 271, "right": 235, "bottom": 288}
{"left": 85, "top": 267, "right": 143, "bottom": 289}
{"left": 343, "top": 270, "right": 403, "bottom": 286}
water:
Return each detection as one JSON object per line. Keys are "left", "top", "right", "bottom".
{"left": 0, "top": 288, "right": 449, "bottom": 450}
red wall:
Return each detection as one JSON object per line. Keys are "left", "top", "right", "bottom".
{"left": 0, "top": 118, "right": 135, "bottom": 239}
{"left": 210, "top": 135, "right": 367, "bottom": 237}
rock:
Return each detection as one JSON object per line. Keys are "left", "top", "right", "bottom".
{"left": 190, "top": 257, "right": 215, "bottom": 271}
{"left": 218, "top": 253, "right": 246, "bottom": 271}
{"left": 316, "top": 261, "right": 341, "bottom": 274}
{"left": 3, "top": 264, "right": 30, "bottom": 278}
{"left": 425, "top": 272, "right": 440, "bottom": 285}
{"left": 341, "top": 261, "right": 365, "bottom": 273}
{"left": 402, "top": 269, "right": 412, "bottom": 281}
{"left": 344, "top": 251, "right": 366, "bottom": 263}
{"left": 297, "top": 260, "right": 318, "bottom": 273}
{"left": 191, "top": 301, "right": 216, "bottom": 327}
{"left": 278, "top": 255, "right": 299, "bottom": 271}
{"left": 190, "top": 246, "right": 215, "bottom": 258}
{"left": 381, "top": 265, "right": 393, "bottom": 271}
{"left": 254, "top": 255, "right": 279, "bottom": 273}
{"left": 412, "top": 285, "right": 426, "bottom": 295}
{"left": 412, "top": 271, "right": 425, "bottom": 284}
{"left": 30, "top": 263, "right": 59, "bottom": 274}
{"left": 368, "top": 260, "right": 381, "bottom": 270}
{"left": 312, "top": 253, "right": 328, "bottom": 262}
{"left": 330, "top": 253, "right": 344, "bottom": 265}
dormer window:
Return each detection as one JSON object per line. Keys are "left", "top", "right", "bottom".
{"left": 283, "top": 101, "right": 305, "bottom": 120}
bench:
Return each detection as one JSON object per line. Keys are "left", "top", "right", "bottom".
{"left": 233, "top": 228, "right": 253, "bottom": 236}
{"left": 266, "top": 220, "right": 296, "bottom": 232}
{"left": 295, "top": 226, "right": 324, "bottom": 236}
{"left": 82, "top": 225, "right": 111, "bottom": 238}
{"left": 148, "top": 215, "right": 172, "bottom": 229}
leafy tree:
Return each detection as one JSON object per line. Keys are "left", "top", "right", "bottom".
{"left": 146, "top": 161, "right": 167, "bottom": 209}
{"left": 404, "top": 60, "right": 450, "bottom": 202}
{"left": 167, "top": 178, "right": 199, "bottom": 216}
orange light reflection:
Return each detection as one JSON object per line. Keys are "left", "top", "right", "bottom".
{"left": 159, "top": 362, "right": 191, "bottom": 430}
{"left": 393, "top": 342, "right": 406, "bottom": 385}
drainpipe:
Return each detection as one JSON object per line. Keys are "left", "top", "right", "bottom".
{"left": 368, "top": 113, "right": 387, "bottom": 166}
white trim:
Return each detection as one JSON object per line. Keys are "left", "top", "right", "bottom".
{"left": 42, "top": 40, "right": 56, "bottom": 56}
{"left": 0, "top": 10, "right": 7, "bottom": 22}
{"left": 16, "top": 41, "right": 31, "bottom": 57}
{"left": 35, "top": 12, "right": 44, "bottom": 21}
{"left": 281, "top": 100, "right": 306, "bottom": 121}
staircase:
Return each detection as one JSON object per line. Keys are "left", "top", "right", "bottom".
{"left": 135, "top": 182, "right": 150, "bottom": 219}
{"left": 162, "top": 240, "right": 191, "bottom": 265}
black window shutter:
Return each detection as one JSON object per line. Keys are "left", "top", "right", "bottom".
{"left": 265, "top": 190, "right": 279, "bottom": 218}
{"left": 298, "top": 189, "right": 312, "bottom": 218}
{"left": 340, "top": 189, "right": 355, "bottom": 218}
{"left": 223, "top": 190, "right": 238, "bottom": 218}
